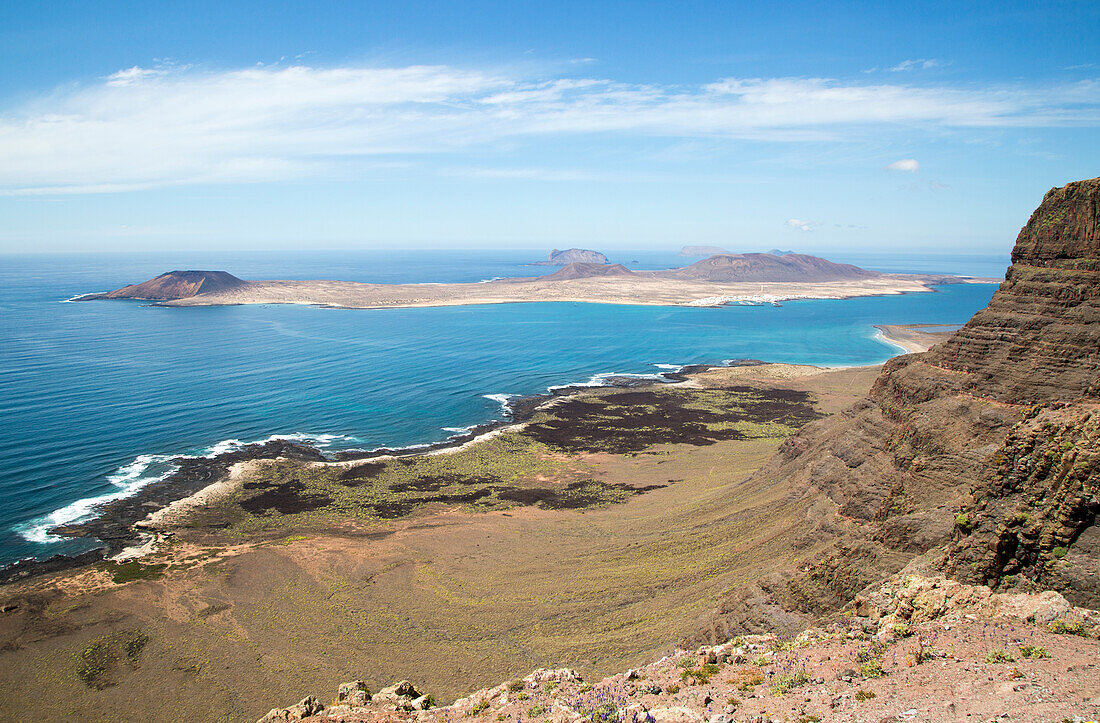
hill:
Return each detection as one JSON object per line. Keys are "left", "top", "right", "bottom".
{"left": 90, "top": 270, "right": 248, "bottom": 300}
{"left": 664, "top": 252, "right": 880, "bottom": 283}
{"left": 536, "top": 262, "right": 636, "bottom": 281}
{"left": 528, "top": 248, "right": 609, "bottom": 266}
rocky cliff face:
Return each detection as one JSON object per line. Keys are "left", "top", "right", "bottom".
{"left": 925, "top": 180, "right": 1100, "bottom": 403}
{"left": 696, "top": 178, "right": 1100, "bottom": 640}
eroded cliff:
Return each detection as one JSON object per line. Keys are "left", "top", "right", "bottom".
{"left": 696, "top": 178, "right": 1100, "bottom": 640}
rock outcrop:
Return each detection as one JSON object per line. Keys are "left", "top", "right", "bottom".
{"left": 696, "top": 178, "right": 1100, "bottom": 638}
{"left": 256, "top": 576, "right": 1100, "bottom": 723}
{"left": 665, "top": 253, "right": 880, "bottom": 283}
{"left": 529, "top": 249, "right": 610, "bottom": 266}
{"left": 88, "top": 270, "right": 248, "bottom": 300}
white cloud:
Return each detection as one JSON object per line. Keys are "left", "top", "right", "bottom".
{"left": 787, "top": 218, "right": 818, "bottom": 232}
{"left": 0, "top": 62, "right": 1098, "bottom": 194}
{"left": 890, "top": 58, "right": 942, "bottom": 72}
{"left": 886, "top": 158, "right": 921, "bottom": 172}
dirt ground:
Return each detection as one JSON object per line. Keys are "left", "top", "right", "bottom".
{"left": 0, "top": 365, "right": 879, "bottom": 723}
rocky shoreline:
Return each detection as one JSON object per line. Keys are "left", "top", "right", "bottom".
{"left": 0, "top": 362, "right": 749, "bottom": 586}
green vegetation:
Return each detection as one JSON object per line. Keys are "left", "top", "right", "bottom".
{"left": 74, "top": 629, "right": 150, "bottom": 689}
{"left": 854, "top": 642, "right": 885, "bottom": 663}
{"left": 507, "top": 680, "right": 525, "bottom": 692}
{"left": 854, "top": 690, "right": 876, "bottom": 701}
{"left": 680, "top": 663, "right": 719, "bottom": 685}
{"left": 526, "top": 705, "right": 548, "bottom": 718}
{"left": 1052, "top": 546, "right": 1068, "bottom": 559}
{"left": 752, "top": 654, "right": 771, "bottom": 667}
{"left": 858, "top": 659, "right": 884, "bottom": 678}
{"left": 586, "top": 701, "right": 619, "bottom": 723}
{"left": 1049, "top": 619, "right": 1089, "bottom": 636}
{"left": 173, "top": 382, "right": 817, "bottom": 537}
{"left": 1018, "top": 644, "right": 1049, "bottom": 659}
{"left": 469, "top": 699, "right": 490, "bottom": 716}
{"left": 664, "top": 684, "right": 680, "bottom": 695}
{"left": 769, "top": 671, "right": 809, "bottom": 695}
{"left": 891, "top": 623, "right": 912, "bottom": 638}
{"left": 101, "top": 560, "right": 166, "bottom": 584}
{"left": 955, "top": 512, "right": 971, "bottom": 531}
{"left": 985, "top": 648, "right": 1016, "bottom": 664}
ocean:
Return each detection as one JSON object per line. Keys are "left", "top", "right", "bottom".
{"left": 0, "top": 250, "right": 1006, "bottom": 566}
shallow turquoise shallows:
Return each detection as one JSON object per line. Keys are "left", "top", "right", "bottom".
{"left": 0, "top": 250, "right": 1003, "bottom": 565}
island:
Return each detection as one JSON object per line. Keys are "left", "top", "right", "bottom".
{"left": 526, "top": 248, "right": 609, "bottom": 265}
{"left": 76, "top": 252, "right": 996, "bottom": 310}
{"left": 679, "top": 245, "right": 728, "bottom": 256}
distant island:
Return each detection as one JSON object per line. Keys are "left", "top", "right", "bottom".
{"left": 527, "top": 248, "right": 609, "bottom": 266}
{"left": 768, "top": 248, "right": 794, "bottom": 255}
{"left": 679, "top": 245, "right": 728, "bottom": 256}
{"left": 76, "top": 253, "right": 994, "bottom": 310}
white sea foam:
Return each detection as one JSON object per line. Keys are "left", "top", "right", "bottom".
{"left": 546, "top": 370, "right": 670, "bottom": 393}
{"left": 482, "top": 393, "right": 516, "bottom": 415}
{"left": 15, "top": 433, "right": 361, "bottom": 545}
{"left": 442, "top": 425, "right": 477, "bottom": 433}
{"left": 60, "top": 292, "right": 107, "bottom": 303}
{"left": 477, "top": 276, "right": 506, "bottom": 283}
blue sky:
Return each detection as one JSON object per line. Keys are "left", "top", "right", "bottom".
{"left": 1, "top": 0, "right": 1097, "bottom": 254}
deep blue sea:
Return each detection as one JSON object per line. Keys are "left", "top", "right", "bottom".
{"left": 0, "top": 250, "right": 1006, "bottom": 566}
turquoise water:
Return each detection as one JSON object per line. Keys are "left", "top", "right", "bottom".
{"left": 0, "top": 251, "right": 1003, "bottom": 565}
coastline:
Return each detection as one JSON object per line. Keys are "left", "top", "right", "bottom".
{"left": 81, "top": 274, "right": 999, "bottom": 311}
{"left": 0, "top": 322, "right": 961, "bottom": 585}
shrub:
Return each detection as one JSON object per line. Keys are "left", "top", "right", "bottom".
{"left": 769, "top": 671, "right": 809, "bottom": 695}
{"left": 664, "top": 684, "right": 680, "bottom": 695}
{"left": 1052, "top": 546, "right": 1068, "bottom": 559}
{"left": 101, "top": 560, "right": 166, "bottom": 584}
{"left": 854, "top": 690, "right": 876, "bottom": 701}
{"left": 468, "top": 699, "right": 490, "bottom": 716}
{"left": 891, "top": 623, "right": 912, "bottom": 638}
{"left": 859, "top": 659, "right": 884, "bottom": 678}
{"left": 680, "top": 663, "right": 719, "bottom": 685}
{"left": 516, "top": 693, "right": 529, "bottom": 701}
{"left": 752, "top": 655, "right": 770, "bottom": 667}
{"left": 854, "top": 642, "right": 885, "bottom": 663}
{"left": 1049, "top": 620, "right": 1089, "bottom": 636}
{"left": 587, "top": 702, "right": 619, "bottom": 723}
{"left": 678, "top": 657, "right": 698, "bottom": 668}
{"left": 955, "top": 512, "right": 971, "bottom": 530}
{"left": 526, "top": 705, "right": 548, "bottom": 717}
{"left": 985, "top": 648, "right": 1016, "bottom": 664}
{"left": 507, "top": 679, "right": 525, "bottom": 692}
{"left": 1018, "top": 644, "right": 1049, "bottom": 659}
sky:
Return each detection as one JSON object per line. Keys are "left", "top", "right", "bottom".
{"left": 1, "top": 0, "right": 1098, "bottom": 254}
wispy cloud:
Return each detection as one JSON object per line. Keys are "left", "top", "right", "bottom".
{"left": 787, "top": 218, "right": 818, "bottom": 232}
{"left": 889, "top": 58, "right": 943, "bottom": 72}
{"left": 886, "top": 158, "right": 920, "bottom": 172}
{"left": 1, "top": 62, "right": 1098, "bottom": 194}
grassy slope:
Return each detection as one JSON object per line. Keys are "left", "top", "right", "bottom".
{"left": 0, "top": 365, "right": 878, "bottom": 722}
